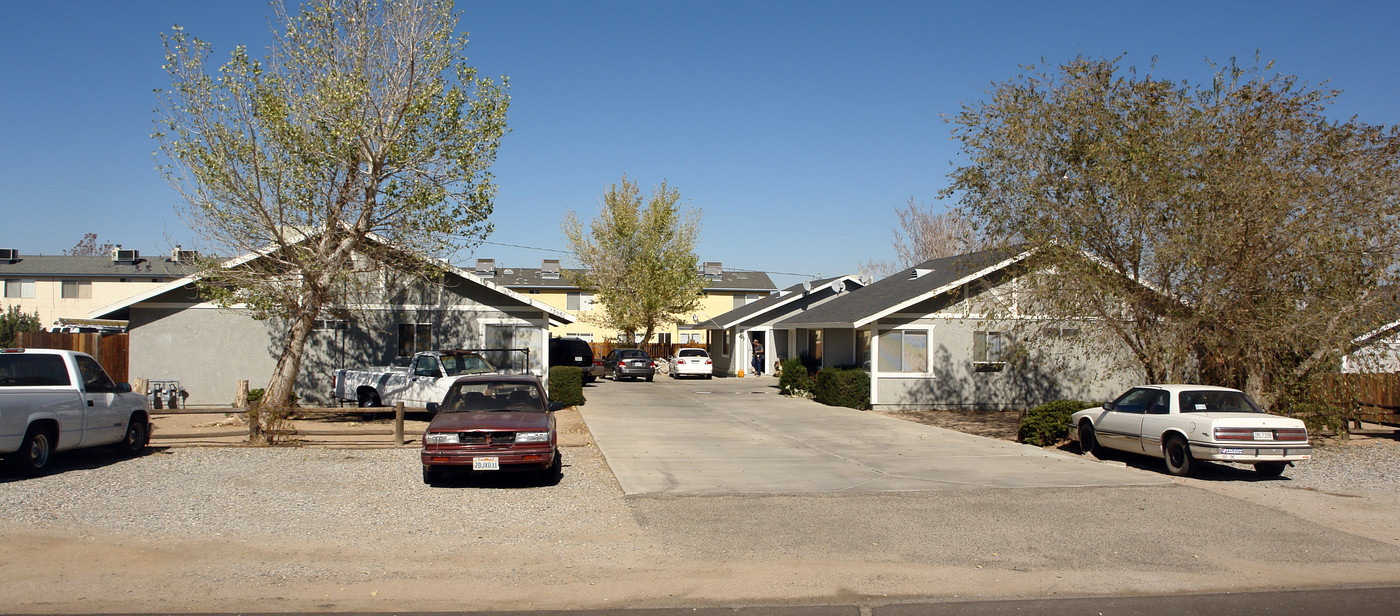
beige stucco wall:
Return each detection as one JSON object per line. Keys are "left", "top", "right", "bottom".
{"left": 3, "top": 278, "right": 171, "bottom": 329}
{"left": 520, "top": 287, "right": 756, "bottom": 343}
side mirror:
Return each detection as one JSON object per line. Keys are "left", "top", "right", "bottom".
{"left": 1103, "top": 402, "right": 1115, "bottom": 411}
{"left": 549, "top": 401, "right": 565, "bottom": 412}
{"left": 426, "top": 402, "right": 440, "bottom": 414}
{"left": 116, "top": 382, "right": 132, "bottom": 393}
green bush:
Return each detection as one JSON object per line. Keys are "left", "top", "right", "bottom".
{"left": 812, "top": 368, "right": 871, "bottom": 410}
{"left": 1279, "top": 400, "right": 1346, "bottom": 435}
{"left": 0, "top": 306, "right": 42, "bottom": 348}
{"left": 1018, "top": 399, "right": 1092, "bottom": 446}
{"left": 778, "top": 357, "right": 814, "bottom": 397}
{"left": 549, "top": 366, "right": 586, "bottom": 407}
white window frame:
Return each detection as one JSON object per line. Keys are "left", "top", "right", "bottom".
{"left": 4, "top": 279, "right": 36, "bottom": 299}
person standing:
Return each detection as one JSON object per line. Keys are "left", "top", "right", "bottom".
{"left": 751, "top": 338, "right": 764, "bottom": 376}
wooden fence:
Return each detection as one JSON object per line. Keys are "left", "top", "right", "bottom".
{"left": 587, "top": 341, "right": 706, "bottom": 361}
{"left": 1316, "top": 373, "right": 1400, "bottom": 425}
{"left": 14, "top": 331, "right": 129, "bottom": 383}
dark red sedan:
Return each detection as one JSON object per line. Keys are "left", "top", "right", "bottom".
{"left": 421, "top": 374, "right": 564, "bottom": 485}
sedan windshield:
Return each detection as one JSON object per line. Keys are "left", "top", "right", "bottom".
{"left": 1178, "top": 390, "right": 1263, "bottom": 413}
{"left": 441, "top": 382, "right": 545, "bottom": 412}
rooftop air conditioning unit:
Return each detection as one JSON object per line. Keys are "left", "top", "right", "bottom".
{"left": 114, "top": 249, "right": 139, "bottom": 263}
{"left": 173, "top": 249, "right": 198, "bottom": 263}
{"left": 475, "top": 258, "right": 495, "bottom": 277}
{"left": 541, "top": 259, "right": 561, "bottom": 279}
{"left": 0, "top": 248, "right": 17, "bottom": 262}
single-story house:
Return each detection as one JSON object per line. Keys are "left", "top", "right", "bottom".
{"left": 701, "top": 275, "right": 866, "bottom": 377}
{"left": 771, "top": 248, "right": 1139, "bottom": 411}
{"left": 90, "top": 237, "right": 574, "bottom": 406}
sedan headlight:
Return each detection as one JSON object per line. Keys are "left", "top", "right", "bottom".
{"left": 424, "top": 432, "right": 459, "bottom": 444}
{"left": 515, "top": 431, "right": 550, "bottom": 443}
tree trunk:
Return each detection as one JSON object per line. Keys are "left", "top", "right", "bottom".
{"left": 254, "top": 304, "right": 320, "bottom": 444}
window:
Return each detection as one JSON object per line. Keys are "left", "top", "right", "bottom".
{"left": 857, "top": 329, "right": 872, "bottom": 370}
{"left": 679, "top": 331, "right": 703, "bottom": 344}
{"left": 1109, "top": 388, "right": 1160, "bottom": 414}
{"left": 878, "top": 330, "right": 927, "bottom": 373}
{"left": 807, "top": 329, "right": 823, "bottom": 363}
{"left": 313, "top": 319, "right": 346, "bottom": 331}
{"left": 4, "top": 279, "right": 36, "bottom": 299}
{"left": 973, "top": 330, "right": 1007, "bottom": 371}
{"left": 656, "top": 332, "right": 672, "bottom": 345}
{"left": 398, "top": 323, "right": 431, "bottom": 357}
{"left": 564, "top": 332, "right": 594, "bottom": 342}
{"left": 61, "top": 280, "right": 92, "bottom": 299}
{"left": 75, "top": 355, "right": 117, "bottom": 393}
{"left": 565, "top": 292, "right": 595, "bottom": 311}
{"left": 733, "top": 294, "right": 758, "bottom": 309}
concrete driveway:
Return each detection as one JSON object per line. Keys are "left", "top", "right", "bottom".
{"left": 579, "top": 373, "right": 1171, "bottom": 495}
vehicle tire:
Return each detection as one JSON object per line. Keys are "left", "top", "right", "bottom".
{"left": 357, "top": 391, "right": 381, "bottom": 408}
{"left": 8, "top": 425, "right": 55, "bottom": 476}
{"left": 114, "top": 416, "right": 148, "bottom": 457}
{"left": 1254, "top": 462, "right": 1287, "bottom": 477}
{"left": 539, "top": 451, "right": 563, "bottom": 486}
{"left": 1163, "top": 435, "right": 1195, "bottom": 477}
{"left": 1077, "top": 421, "right": 1098, "bottom": 456}
{"left": 422, "top": 467, "right": 442, "bottom": 485}
{"left": 646, "top": 375, "right": 654, "bottom": 382}
{"left": 705, "top": 374, "right": 712, "bottom": 379}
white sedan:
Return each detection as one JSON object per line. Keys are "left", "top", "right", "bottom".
{"left": 1070, "top": 384, "right": 1311, "bottom": 477}
{"left": 668, "top": 348, "right": 713, "bottom": 379}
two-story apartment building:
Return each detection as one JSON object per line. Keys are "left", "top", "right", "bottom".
{"left": 483, "top": 258, "right": 776, "bottom": 344}
{"left": 0, "top": 247, "right": 199, "bottom": 331}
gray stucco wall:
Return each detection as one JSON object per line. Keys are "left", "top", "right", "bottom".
{"left": 870, "top": 318, "right": 1138, "bottom": 411}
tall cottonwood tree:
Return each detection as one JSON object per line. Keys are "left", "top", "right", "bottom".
{"left": 155, "top": 0, "right": 508, "bottom": 439}
{"left": 946, "top": 55, "right": 1400, "bottom": 404}
{"left": 561, "top": 176, "right": 705, "bottom": 344}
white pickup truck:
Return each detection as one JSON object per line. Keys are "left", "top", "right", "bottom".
{"left": 331, "top": 350, "right": 495, "bottom": 409}
{"left": 0, "top": 348, "right": 151, "bottom": 475}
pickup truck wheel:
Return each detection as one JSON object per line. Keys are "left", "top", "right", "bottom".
{"left": 1255, "top": 462, "right": 1287, "bottom": 477}
{"left": 9, "top": 426, "right": 54, "bottom": 476}
{"left": 1077, "top": 421, "right": 1098, "bottom": 456}
{"left": 1163, "top": 435, "right": 1195, "bottom": 477}
{"left": 357, "top": 392, "right": 381, "bottom": 408}
{"left": 115, "top": 417, "right": 148, "bottom": 457}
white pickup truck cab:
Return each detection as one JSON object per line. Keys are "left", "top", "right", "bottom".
{"left": 0, "top": 348, "right": 151, "bottom": 475}
{"left": 331, "top": 350, "right": 494, "bottom": 409}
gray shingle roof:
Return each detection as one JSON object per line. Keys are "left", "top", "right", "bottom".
{"left": 776, "top": 247, "right": 1030, "bottom": 328}
{"left": 484, "top": 266, "right": 777, "bottom": 292}
{"left": 0, "top": 254, "right": 198, "bottom": 278}
{"left": 702, "top": 275, "right": 863, "bottom": 329}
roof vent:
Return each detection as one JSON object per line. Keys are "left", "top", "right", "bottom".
{"left": 541, "top": 259, "right": 561, "bottom": 280}
{"left": 111, "top": 245, "right": 139, "bottom": 264}
{"left": 474, "top": 258, "right": 495, "bottom": 277}
{"left": 172, "top": 246, "right": 198, "bottom": 263}
{"left": 910, "top": 268, "right": 933, "bottom": 280}
{"left": 0, "top": 248, "right": 16, "bottom": 262}
{"left": 703, "top": 261, "right": 723, "bottom": 281}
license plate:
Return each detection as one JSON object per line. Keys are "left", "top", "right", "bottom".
{"left": 472, "top": 457, "right": 500, "bottom": 471}
{"left": 575, "top": 356, "right": 583, "bottom": 362}
{"left": 1253, "top": 431, "right": 1272, "bottom": 440}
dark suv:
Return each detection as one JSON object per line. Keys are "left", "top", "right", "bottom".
{"left": 548, "top": 337, "right": 603, "bottom": 383}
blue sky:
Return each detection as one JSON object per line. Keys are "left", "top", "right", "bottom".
{"left": 3, "top": 1, "right": 1397, "bottom": 288}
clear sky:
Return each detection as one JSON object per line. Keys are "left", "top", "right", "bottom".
{"left": 3, "top": 1, "right": 1397, "bottom": 288}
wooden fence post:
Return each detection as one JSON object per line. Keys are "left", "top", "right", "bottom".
{"left": 394, "top": 402, "right": 405, "bottom": 446}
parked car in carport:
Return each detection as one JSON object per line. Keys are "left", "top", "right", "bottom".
{"left": 603, "top": 348, "right": 655, "bottom": 382}
{"left": 668, "top": 348, "right": 712, "bottom": 379}
{"left": 549, "top": 337, "right": 604, "bottom": 383}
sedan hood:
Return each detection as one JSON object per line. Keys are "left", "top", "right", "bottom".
{"left": 427, "top": 411, "right": 550, "bottom": 432}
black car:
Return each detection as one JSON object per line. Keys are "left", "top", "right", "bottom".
{"left": 548, "top": 337, "right": 604, "bottom": 383}
{"left": 603, "top": 348, "right": 656, "bottom": 382}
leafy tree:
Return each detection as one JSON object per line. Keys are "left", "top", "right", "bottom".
{"left": 945, "top": 55, "right": 1400, "bottom": 405}
{"left": 64, "top": 233, "right": 115, "bottom": 257}
{"left": 561, "top": 175, "right": 705, "bottom": 344}
{"left": 0, "top": 306, "right": 43, "bottom": 348}
{"left": 154, "top": 0, "right": 508, "bottom": 440}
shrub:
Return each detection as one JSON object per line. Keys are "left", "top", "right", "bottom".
{"left": 778, "top": 357, "right": 814, "bottom": 397}
{"left": 549, "top": 366, "right": 586, "bottom": 407}
{"left": 812, "top": 368, "right": 870, "bottom": 410}
{"left": 1279, "top": 400, "right": 1346, "bottom": 435}
{"left": 1018, "top": 399, "right": 1092, "bottom": 446}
